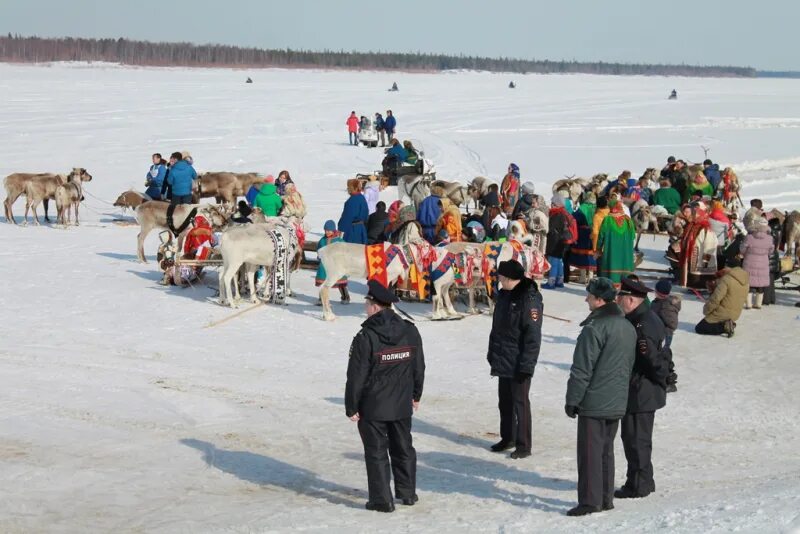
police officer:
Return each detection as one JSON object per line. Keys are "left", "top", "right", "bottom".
{"left": 615, "top": 276, "right": 669, "bottom": 499}
{"left": 345, "top": 280, "right": 426, "bottom": 513}
{"left": 565, "top": 277, "right": 636, "bottom": 516}
{"left": 487, "top": 260, "right": 543, "bottom": 459}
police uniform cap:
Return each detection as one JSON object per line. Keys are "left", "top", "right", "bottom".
{"left": 497, "top": 260, "right": 525, "bottom": 281}
{"left": 365, "top": 279, "right": 399, "bottom": 305}
{"left": 586, "top": 277, "right": 618, "bottom": 301}
{"left": 618, "top": 276, "right": 652, "bottom": 298}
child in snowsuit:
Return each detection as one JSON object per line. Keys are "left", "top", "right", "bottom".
{"left": 651, "top": 279, "right": 680, "bottom": 392}
{"left": 315, "top": 220, "right": 350, "bottom": 303}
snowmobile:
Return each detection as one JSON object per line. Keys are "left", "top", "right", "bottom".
{"left": 358, "top": 117, "right": 379, "bottom": 147}
{"left": 246, "top": 77, "right": 253, "bottom": 84}
{"left": 388, "top": 82, "right": 399, "bottom": 92}
{"left": 509, "top": 81, "right": 516, "bottom": 89}
{"left": 668, "top": 89, "right": 678, "bottom": 100}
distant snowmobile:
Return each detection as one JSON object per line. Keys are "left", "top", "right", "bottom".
{"left": 668, "top": 89, "right": 677, "bottom": 100}
{"left": 509, "top": 81, "right": 516, "bottom": 89}
{"left": 388, "top": 82, "right": 399, "bottom": 92}
{"left": 246, "top": 77, "right": 253, "bottom": 84}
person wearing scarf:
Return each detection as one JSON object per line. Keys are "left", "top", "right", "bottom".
{"left": 595, "top": 199, "right": 635, "bottom": 285}
{"left": 544, "top": 195, "right": 570, "bottom": 289}
{"left": 678, "top": 202, "right": 718, "bottom": 287}
{"left": 385, "top": 200, "right": 404, "bottom": 240}
{"left": 501, "top": 163, "right": 521, "bottom": 216}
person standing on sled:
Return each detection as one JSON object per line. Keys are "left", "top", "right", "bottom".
{"left": 487, "top": 260, "right": 543, "bottom": 460}
{"left": 316, "top": 220, "right": 350, "bottom": 304}
{"left": 565, "top": 277, "right": 636, "bottom": 516}
{"left": 346, "top": 280, "right": 426, "bottom": 513}
{"left": 615, "top": 276, "right": 669, "bottom": 500}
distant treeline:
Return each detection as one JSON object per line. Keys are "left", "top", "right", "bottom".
{"left": 756, "top": 71, "right": 800, "bottom": 79}
{"left": 0, "top": 34, "right": 759, "bottom": 78}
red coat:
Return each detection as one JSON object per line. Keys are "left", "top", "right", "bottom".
{"left": 184, "top": 217, "right": 214, "bottom": 261}
{"left": 346, "top": 115, "right": 359, "bottom": 133}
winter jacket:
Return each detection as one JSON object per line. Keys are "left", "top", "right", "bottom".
{"left": 374, "top": 115, "right": 385, "bottom": 130}
{"left": 511, "top": 193, "right": 535, "bottom": 221}
{"left": 435, "top": 201, "right": 462, "bottom": 243}
{"left": 704, "top": 164, "right": 721, "bottom": 191}
{"left": 276, "top": 177, "right": 295, "bottom": 197}
{"left": 338, "top": 193, "right": 369, "bottom": 244}
{"left": 687, "top": 178, "right": 714, "bottom": 199}
{"left": 346, "top": 114, "right": 359, "bottom": 133}
{"left": 566, "top": 302, "right": 636, "bottom": 419}
{"left": 741, "top": 230, "right": 774, "bottom": 288}
{"left": 252, "top": 183, "right": 283, "bottom": 216}
{"left": 490, "top": 213, "right": 509, "bottom": 241}
{"left": 167, "top": 160, "right": 197, "bottom": 197}
{"left": 345, "top": 309, "right": 425, "bottom": 421}
{"left": 384, "top": 115, "right": 397, "bottom": 134}
{"left": 650, "top": 295, "right": 681, "bottom": 336}
{"left": 742, "top": 207, "right": 764, "bottom": 233}
{"left": 666, "top": 167, "right": 691, "bottom": 199}
{"left": 546, "top": 207, "right": 569, "bottom": 257}
{"left": 386, "top": 144, "right": 408, "bottom": 162}
{"left": 703, "top": 267, "right": 749, "bottom": 323}
{"left": 487, "top": 279, "right": 543, "bottom": 378}
{"left": 653, "top": 187, "right": 681, "bottom": 215}
{"left": 145, "top": 163, "right": 167, "bottom": 199}
{"left": 417, "top": 195, "right": 442, "bottom": 243}
{"left": 624, "top": 301, "right": 668, "bottom": 413}
{"left": 367, "top": 206, "right": 389, "bottom": 244}
{"left": 246, "top": 184, "right": 260, "bottom": 206}
{"left": 769, "top": 222, "right": 782, "bottom": 275}
{"left": 362, "top": 181, "right": 381, "bottom": 214}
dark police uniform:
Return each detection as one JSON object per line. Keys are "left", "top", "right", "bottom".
{"left": 487, "top": 273, "right": 543, "bottom": 457}
{"left": 617, "top": 277, "right": 669, "bottom": 499}
{"left": 345, "top": 280, "right": 425, "bottom": 510}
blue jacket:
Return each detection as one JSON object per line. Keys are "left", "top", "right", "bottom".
{"left": 246, "top": 185, "right": 260, "bottom": 206}
{"left": 417, "top": 196, "right": 442, "bottom": 243}
{"left": 338, "top": 194, "right": 369, "bottom": 244}
{"left": 167, "top": 160, "right": 197, "bottom": 196}
{"left": 374, "top": 115, "right": 385, "bottom": 130}
{"left": 387, "top": 144, "right": 408, "bottom": 161}
{"left": 384, "top": 115, "right": 396, "bottom": 133}
{"left": 704, "top": 164, "right": 721, "bottom": 191}
{"left": 145, "top": 163, "right": 166, "bottom": 199}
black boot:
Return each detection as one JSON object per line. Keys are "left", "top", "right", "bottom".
{"left": 490, "top": 440, "right": 514, "bottom": 452}
{"left": 365, "top": 501, "right": 395, "bottom": 513}
{"left": 614, "top": 485, "right": 651, "bottom": 499}
{"left": 340, "top": 287, "right": 350, "bottom": 304}
{"left": 567, "top": 505, "right": 602, "bottom": 516}
{"left": 510, "top": 449, "right": 531, "bottom": 460}
{"left": 400, "top": 494, "right": 419, "bottom": 506}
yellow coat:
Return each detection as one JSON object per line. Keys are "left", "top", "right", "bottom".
{"left": 591, "top": 207, "right": 610, "bottom": 251}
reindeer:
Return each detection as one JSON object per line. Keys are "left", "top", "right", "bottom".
{"left": 23, "top": 168, "right": 93, "bottom": 226}
{"left": 631, "top": 199, "right": 660, "bottom": 252}
{"left": 466, "top": 176, "right": 497, "bottom": 210}
{"left": 4, "top": 173, "right": 55, "bottom": 223}
{"left": 552, "top": 176, "right": 589, "bottom": 205}
{"left": 430, "top": 179, "right": 469, "bottom": 208}
{"left": 114, "top": 190, "right": 150, "bottom": 210}
{"left": 587, "top": 173, "right": 610, "bottom": 198}
{"left": 783, "top": 210, "right": 800, "bottom": 267}
{"left": 397, "top": 175, "right": 431, "bottom": 210}
{"left": 55, "top": 172, "right": 85, "bottom": 225}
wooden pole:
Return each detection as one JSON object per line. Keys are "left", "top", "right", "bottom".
{"left": 544, "top": 313, "right": 571, "bottom": 323}
{"left": 204, "top": 301, "right": 264, "bottom": 329}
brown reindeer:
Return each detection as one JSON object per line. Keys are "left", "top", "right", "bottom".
{"left": 23, "top": 168, "right": 93, "bottom": 225}
{"left": 4, "top": 172, "right": 57, "bottom": 223}
{"left": 55, "top": 172, "right": 86, "bottom": 225}
{"left": 195, "top": 172, "right": 264, "bottom": 204}
{"left": 431, "top": 179, "right": 469, "bottom": 207}
{"left": 113, "top": 190, "right": 150, "bottom": 209}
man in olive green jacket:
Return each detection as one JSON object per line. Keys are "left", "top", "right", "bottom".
{"left": 695, "top": 266, "right": 749, "bottom": 337}
{"left": 564, "top": 277, "right": 636, "bottom": 516}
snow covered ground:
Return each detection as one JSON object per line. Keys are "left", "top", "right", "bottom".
{"left": 1, "top": 63, "right": 799, "bottom": 533}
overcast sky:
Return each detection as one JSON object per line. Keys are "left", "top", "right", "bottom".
{"left": 0, "top": 0, "right": 796, "bottom": 70}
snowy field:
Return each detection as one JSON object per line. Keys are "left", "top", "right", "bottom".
{"left": 1, "top": 63, "right": 799, "bottom": 533}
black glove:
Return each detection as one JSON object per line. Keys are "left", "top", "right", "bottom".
{"left": 565, "top": 404, "right": 579, "bottom": 418}
{"left": 514, "top": 372, "right": 532, "bottom": 384}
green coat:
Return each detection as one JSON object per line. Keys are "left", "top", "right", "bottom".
{"left": 566, "top": 302, "right": 636, "bottom": 419}
{"left": 596, "top": 213, "right": 635, "bottom": 284}
{"left": 253, "top": 183, "right": 283, "bottom": 217}
{"left": 687, "top": 180, "right": 714, "bottom": 200}
{"left": 578, "top": 202, "right": 596, "bottom": 226}
{"left": 653, "top": 187, "right": 681, "bottom": 215}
